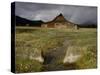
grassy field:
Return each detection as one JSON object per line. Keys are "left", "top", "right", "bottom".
{"left": 15, "top": 26, "right": 97, "bottom": 73}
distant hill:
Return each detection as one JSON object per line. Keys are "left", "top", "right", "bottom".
{"left": 15, "top": 16, "right": 97, "bottom": 28}
{"left": 16, "top": 16, "right": 44, "bottom": 27}
{"left": 78, "top": 24, "right": 97, "bottom": 28}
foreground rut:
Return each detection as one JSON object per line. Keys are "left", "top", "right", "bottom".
{"left": 42, "top": 39, "right": 79, "bottom": 71}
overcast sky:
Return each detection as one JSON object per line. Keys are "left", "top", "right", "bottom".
{"left": 15, "top": 2, "right": 97, "bottom": 25}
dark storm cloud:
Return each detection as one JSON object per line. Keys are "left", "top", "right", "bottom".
{"left": 15, "top": 2, "right": 97, "bottom": 24}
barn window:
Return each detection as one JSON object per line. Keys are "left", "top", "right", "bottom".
{"left": 55, "top": 23, "right": 60, "bottom": 25}
{"left": 42, "top": 24, "right": 47, "bottom": 28}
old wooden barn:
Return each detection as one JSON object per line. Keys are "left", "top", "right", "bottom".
{"left": 41, "top": 13, "right": 78, "bottom": 29}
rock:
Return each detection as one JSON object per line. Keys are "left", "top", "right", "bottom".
{"left": 29, "top": 48, "right": 44, "bottom": 63}
{"left": 63, "top": 46, "right": 81, "bottom": 63}
{"left": 63, "top": 53, "right": 81, "bottom": 63}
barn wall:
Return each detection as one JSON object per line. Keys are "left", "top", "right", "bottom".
{"left": 47, "top": 23, "right": 55, "bottom": 28}
{"left": 41, "top": 24, "right": 47, "bottom": 28}
{"left": 41, "top": 22, "right": 78, "bottom": 29}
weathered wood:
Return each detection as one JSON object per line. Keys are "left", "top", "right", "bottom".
{"left": 41, "top": 13, "right": 78, "bottom": 29}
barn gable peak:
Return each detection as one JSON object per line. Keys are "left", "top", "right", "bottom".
{"left": 53, "top": 13, "right": 67, "bottom": 22}
{"left": 58, "top": 13, "right": 63, "bottom": 16}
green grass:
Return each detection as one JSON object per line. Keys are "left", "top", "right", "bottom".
{"left": 15, "top": 27, "right": 97, "bottom": 73}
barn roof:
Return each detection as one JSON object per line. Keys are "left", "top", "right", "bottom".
{"left": 42, "top": 13, "right": 76, "bottom": 25}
